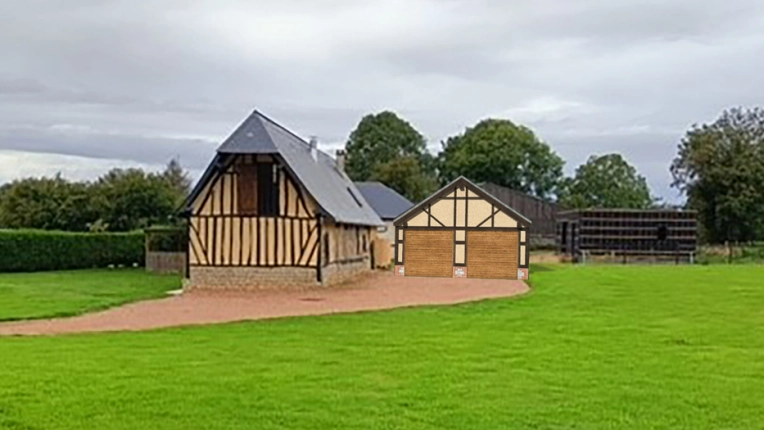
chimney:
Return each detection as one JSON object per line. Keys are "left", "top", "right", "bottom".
{"left": 309, "top": 136, "right": 318, "bottom": 161}
{"left": 335, "top": 149, "right": 346, "bottom": 172}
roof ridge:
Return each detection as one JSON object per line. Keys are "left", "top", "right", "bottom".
{"left": 215, "top": 110, "right": 263, "bottom": 153}
{"left": 253, "top": 109, "right": 313, "bottom": 151}
{"left": 394, "top": 175, "right": 532, "bottom": 226}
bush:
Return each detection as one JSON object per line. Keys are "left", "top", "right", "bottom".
{"left": 145, "top": 226, "right": 186, "bottom": 253}
{"left": 0, "top": 229, "right": 145, "bottom": 272}
{"left": 696, "top": 244, "right": 764, "bottom": 265}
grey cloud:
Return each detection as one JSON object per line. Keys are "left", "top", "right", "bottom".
{"left": 1, "top": 0, "right": 764, "bottom": 203}
{"left": 0, "top": 125, "right": 216, "bottom": 170}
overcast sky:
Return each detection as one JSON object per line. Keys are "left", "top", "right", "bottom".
{"left": 2, "top": 0, "right": 763, "bottom": 202}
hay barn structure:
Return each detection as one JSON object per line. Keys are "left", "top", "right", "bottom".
{"left": 557, "top": 209, "right": 698, "bottom": 264}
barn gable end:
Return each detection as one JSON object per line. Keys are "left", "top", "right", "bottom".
{"left": 393, "top": 176, "right": 531, "bottom": 280}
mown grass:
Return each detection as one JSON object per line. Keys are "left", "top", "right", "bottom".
{"left": 0, "top": 269, "right": 180, "bottom": 321}
{"left": 0, "top": 264, "right": 763, "bottom": 429}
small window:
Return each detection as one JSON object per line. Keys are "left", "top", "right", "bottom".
{"left": 347, "top": 187, "right": 363, "bottom": 207}
{"left": 362, "top": 232, "right": 368, "bottom": 252}
{"left": 257, "top": 163, "right": 279, "bottom": 216}
{"left": 236, "top": 164, "right": 258, "bottom": 215}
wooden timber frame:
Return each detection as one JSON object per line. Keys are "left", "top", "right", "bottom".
{"left": 393, "top": 176, "right": 532, "bottom": 279}
{"left": 557, "top": 209, "right": 698, "bottom": 264}
{"left": 186, "top": 153, "right": 325, "bottom": 281}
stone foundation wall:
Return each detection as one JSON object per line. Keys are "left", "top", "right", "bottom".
{"left": 187, "top": 266, "right": 318, "bottom": 291}
{"left": 322, "top": 259, "right": 372, "bottom": 286}
{"left": 187, "top": 260, "right": 373, "bottom": 291}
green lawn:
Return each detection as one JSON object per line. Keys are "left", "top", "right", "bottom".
{"left": 0, "top": 269, "right": 181, "bottom": 321}
{"left": 1, "top": 265, "right": 763, "bottom": 429}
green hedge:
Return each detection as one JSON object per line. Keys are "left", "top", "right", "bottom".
{"left": 0, "top": 230, "right": 145, "bottom": 272}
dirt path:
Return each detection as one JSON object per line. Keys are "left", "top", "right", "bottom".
{"left": 0, "top": 273, "right": 529, "bottom": 336}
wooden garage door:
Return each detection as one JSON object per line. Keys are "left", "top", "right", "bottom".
{"left": 405, "top": 230, "right": 453, "bottom": 277}
{"left": 467, "top": 231, "right": 518, "bottom": 279}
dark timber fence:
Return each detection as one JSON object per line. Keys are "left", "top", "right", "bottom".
{"left": 480, "top": 183, "right": 560, "bottom": 248}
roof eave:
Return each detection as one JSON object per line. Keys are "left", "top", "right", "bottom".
{"left": 393, "top": 176, "right": 533, "bottom": 227}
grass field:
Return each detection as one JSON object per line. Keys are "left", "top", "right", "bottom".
{"left": 1, "top": 264, "right": 763, "bottom": 429}
{"left": 0, "top": 269, "right": 180, "bottom": 321}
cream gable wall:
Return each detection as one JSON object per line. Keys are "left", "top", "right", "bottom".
{"left": 400, "top": 189, "right": 522, "bottom": 229}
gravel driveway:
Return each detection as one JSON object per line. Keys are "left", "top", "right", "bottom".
{"left": 0, "top": 272, "right": 529, "bottom": 336}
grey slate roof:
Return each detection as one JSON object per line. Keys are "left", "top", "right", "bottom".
{"left": 185, "top": 110, "right": 384, "bottom": 227}
{"left": 354, "top": 182, "right": 414, "bottom": 220}
{"left": 216, "top": 112, "right": 279, "bottom": 153}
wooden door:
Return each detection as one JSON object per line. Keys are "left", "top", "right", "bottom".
{"left": 467, "top": 231, "right": 518, "bottom": 279}
{"left": 404, "top": 230, "right": 453, "bottom": 277}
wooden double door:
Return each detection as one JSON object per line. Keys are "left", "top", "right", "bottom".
{"left": 404, "top": 230, "right": 518, "bottom": 279}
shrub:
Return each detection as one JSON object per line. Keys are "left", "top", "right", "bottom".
{"left": 145, "top": 226, "right": 186, "bottom": 253}
{"left": 0, "top": 229, "right": 145, "bottom": 272}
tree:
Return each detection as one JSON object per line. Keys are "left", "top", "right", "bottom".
{"left": 558, "top": 153, "right": 653, "bottom": 209}
{"left": 162, "top": 158, "right": 192, "bottom": 208}
{"left": 438, "top": 119, "right": 564, "bottom": 200}
{"left": 0, "top": 174, "right": 97, "bottom": 231}
{"left": 671, "top": 107, "right": 764, "bottom": 244}
{"left": 91, "top": 168, "right": 179, "bottom": 232}
{"left": 370, "top": 156, "right": 439, "bottom": 203}
{"left": 0, "top": 158, "right": 191, "bottom": 232}
{"left": 345, "top": 111, "right": 437, "bottom": 201}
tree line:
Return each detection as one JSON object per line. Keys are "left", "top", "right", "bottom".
{"left": 0, "top": 159, "right": 190, "bottom": 232}
{"left": 0, "top": 107, "right": 761, "bottom": 244}
{"left": 344, "top": 107, "right": 764, "bottom": 244}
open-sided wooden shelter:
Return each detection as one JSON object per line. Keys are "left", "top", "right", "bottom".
{"left": 393, "top": 177, "right": 532, "bottom": 280}
{"left": 183, "top": 110, "right": 383, "bottom": 289}
{"left": 557, "top": 209, "right": 697, "bottom": 264}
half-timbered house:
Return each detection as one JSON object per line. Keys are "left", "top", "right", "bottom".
{"left": 393, "top": 176, "right": 532, "bottom": 280}
{"left": 183, "top": 110, "right": 384, "bottom": 289}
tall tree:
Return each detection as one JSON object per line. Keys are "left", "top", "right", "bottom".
{"left": 438, "top": 119, "right": 564, "bottom": 200}
{"left": 559, "top": 153, "right": 653, "bottom": 209}
{"left": 161, "top": 157, "right": 192, "bottom": 209}
{"left": 345, "top": 111, "right": 437, "bottom": 201}
{"left": 92, "top": 168, "right": 179, "bottom": 232}
{"left": 671, "top": 107, "right": 764, "bottom": 244}
{"left": 370, "top": 156, "right": 439, "bottom": 203}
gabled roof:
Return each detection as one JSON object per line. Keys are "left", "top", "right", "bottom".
{"left": 354, "top": 182, "right": 414, "bottom": 220}
{"left": 184, "top": 110, "right": 383, "bottom": 227}
{"left": 393, "top": 176, "right": 533, "bottom": 227}
{"left": 216, "top": 112, "right": 279, "bottom": 153}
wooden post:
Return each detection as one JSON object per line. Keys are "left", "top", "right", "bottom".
{"left": 726, "top": 241, "right": 732, "bottom": 264}
{"left": 316, "top": 214, "right": 323, "bottom": 284}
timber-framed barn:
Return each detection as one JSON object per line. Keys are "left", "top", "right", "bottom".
{"left": 183, "top": 110, "right": 383, "bottom": 289}
{"left": 393, "top": 177, "right": 532, "bottom": 280}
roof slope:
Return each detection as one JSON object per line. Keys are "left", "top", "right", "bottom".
{"left": 354, "top": 182, "right": 414, "bottom": 220}
{"left": 393, "top": 176, "right": 533, "bottom": 227}
{"left": 186, "top": 110, "right": 383, "bottom": 227}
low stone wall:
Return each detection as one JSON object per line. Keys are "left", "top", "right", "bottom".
{"left": 322, "top": 259, "right": 372, "bottom": 286}
{"left": 187, "top": 259, "right": 372, "bottom": 291}
{"left": 186, "top": 266, "right": 318, "bottom": 291}
{"left": 146, "top": 251, "right": 186, "bottom": 275}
